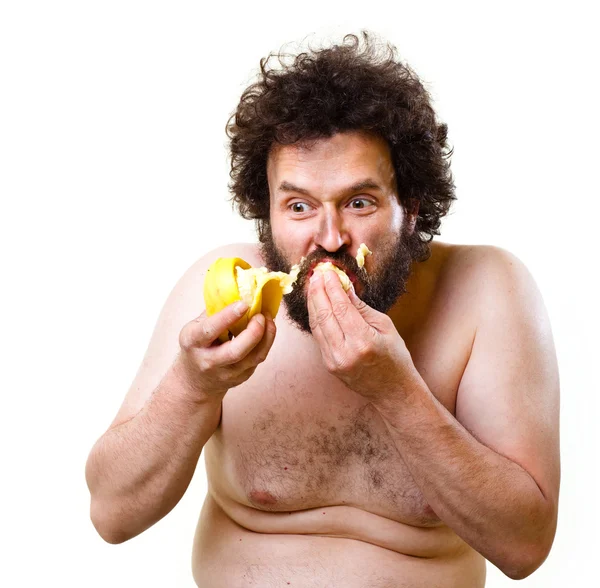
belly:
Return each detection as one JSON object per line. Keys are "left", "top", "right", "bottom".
{"left": 192, "top": 493, "right": 486, "bottom": 588}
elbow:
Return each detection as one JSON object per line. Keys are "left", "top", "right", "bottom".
{"left": 502, "top": 553, "right": 546, "bottom": 581}
{"left": 501, "top": 506, "right": 557, "bottom": 580}
{"left": 90, "top": 501, "right": 135, "bottom": 545}
{"left": 502, "top": 547, "right": 550, "bottom": 581}
{"left": 95, "top": 524, "right": 131, "bottom": 545}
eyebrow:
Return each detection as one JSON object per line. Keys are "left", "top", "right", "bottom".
{"left": 277, "top": 179, "right": 384, "bottom": 196}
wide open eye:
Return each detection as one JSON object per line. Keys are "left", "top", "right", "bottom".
{"left": 348, "top": 198, "right": 374, "bottom": 210}
{"left": 289, "top": 202, "right": 310, "bottom": 213}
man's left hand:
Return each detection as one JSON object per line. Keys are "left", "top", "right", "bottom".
{"left": 307, "top": 269, "right": 419, "bottom": 403}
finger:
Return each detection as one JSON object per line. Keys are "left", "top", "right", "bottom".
{"left": 307, "top": 270, "right": 344, "bottom": 348}
{"left": 182, "top": 301, "right": 249, "bottom": 348}
{"left": 322, "top": 269, "right": 364, "bottom": 329}
{"left": 209, "top": 313, "right": 268, "bottom": 366}
{"left": 239, "top": 311, "right": 277, "bottom": 368}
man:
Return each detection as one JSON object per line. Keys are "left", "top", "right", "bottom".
{"left": 85, "top": 33, "right": 560, "bottom": 587}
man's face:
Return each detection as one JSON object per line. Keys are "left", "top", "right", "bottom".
{"left": 260, "top": 131, "right": 419, "bottom": 334}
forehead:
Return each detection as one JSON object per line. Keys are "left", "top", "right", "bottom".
{"left": 267, "top": 131, "right": 396, "bottom": 192}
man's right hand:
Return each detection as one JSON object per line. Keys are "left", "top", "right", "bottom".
{"left": 175, "top": 301, "right": 276, "bottom": 399}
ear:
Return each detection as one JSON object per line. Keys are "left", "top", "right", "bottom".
{"left": 406, "top": 199, "right": 420, "bottom": 231}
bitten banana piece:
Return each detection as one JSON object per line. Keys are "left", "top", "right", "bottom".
{"left": 312, "top": 262, "right": 353, "bottom": 291}
{"left": 203, "top": 257, "right": 301, "bottom": 343}
{"left": 313, "top": 242, "right": 372, "bottom": 292}
{"left": 356, "top": 243, "right": 372, "bottom": 268}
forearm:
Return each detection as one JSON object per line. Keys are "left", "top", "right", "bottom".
{"left": 374, "top": 377, "right": 553, "bottom": 579}
{"left": 85, "top": 360, "right": 223, "bottom": 543}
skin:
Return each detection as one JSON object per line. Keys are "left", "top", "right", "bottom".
{"left": 261, "top": 132, "right": 417, "bottom": 333}
{"left": 193, "top": 132, "right": 560, "bottom": 585}
{"left": 86, "top": 131, "right": 560, "bottom": 587}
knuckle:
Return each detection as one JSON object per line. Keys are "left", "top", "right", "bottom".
{"left": 216, "top": 368, "right": 231, "bottom": 383}
{"left": 332, "top": 349, "right": 362, "bottom": 374}
{"left": 308, "top": 316, "right": 319, "bottom": 331}
{"left": 380, "top": 314, "right": 393, "bottom": 329}
{"left": 327, "top": 357, "right": 343, "bottom": 375}
{"left": 316, "top": 308, "right": 332, "bottom": 324}
{"left": 331, "top": 355, "right": 348, "bottom": 373}
{"left": 225, "top": 345, "right": 244, "bottom": 365}
{"left": 198, "top": 355, "right": 214, "bottom": 373}
{"left": 253, "top": 315, "right": 266, "bottom": 333}
{"left": 201, "top": 321, "right": 216, "bottom": 341}
{"left": 332, "top": 301, "right": 349, "bottom": 318}
{"left": 352, "top": 345, "right": 375, "bottom": 369}
{"left": 179, "top": 327, "right": 195, "bottom": 351}
{"left": 355, "top": 341, "right": 373, "bottom": 358}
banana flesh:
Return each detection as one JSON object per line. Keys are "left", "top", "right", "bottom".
{"left": 356, "top": 242, "right": 372, "bottom": 268}
{"left": 203, "top": 257, "right": 301, "bottom": 343}
{"left": 312, "top": 262, "right": 353, "bottom": 291}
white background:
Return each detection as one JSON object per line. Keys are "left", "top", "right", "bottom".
{"left": 1, "top": 0, "right": 598, "bottom": 586}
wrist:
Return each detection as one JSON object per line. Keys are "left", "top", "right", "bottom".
{"left": 170, "top": 355, "right": 227, "bottom": 406}
{"left": 371, "top": 367, "right": 429, "bottom": 417}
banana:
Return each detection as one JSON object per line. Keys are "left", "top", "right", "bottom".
{"left": 203, "top": 257, "right": 301, "bottom": 343}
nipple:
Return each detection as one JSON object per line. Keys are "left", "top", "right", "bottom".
{"left": 248, "top": 490, "right": 278, "bottom": 507}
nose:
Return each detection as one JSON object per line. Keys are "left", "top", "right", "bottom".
{"left": 314, "top": 206, "right": 351, "bottom": 253}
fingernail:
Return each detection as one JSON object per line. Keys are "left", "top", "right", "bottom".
{"left": 255, "top": 314, "right": 265, "bottom": 327}
{"left": 264, "top": 311, "right": 272, "bottom": 321}
{"left": 310, "top": 272, "right": 319, "bottom": 283}
{"left": 234, "top": 301, "right": 248, "bottom": 314}
{"left": 324, "top": 270, "right": 332, "bottom": 282}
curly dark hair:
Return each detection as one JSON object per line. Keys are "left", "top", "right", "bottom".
{"left": 226, "top": 32, "right": 456, "bottom": 261}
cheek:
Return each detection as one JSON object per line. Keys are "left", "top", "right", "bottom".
{"left": 273, "top": 222, "right": 312, "bottom": 253}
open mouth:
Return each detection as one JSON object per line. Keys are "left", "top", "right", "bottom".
{"left": 307, "top": 259, "right": 359, "bottom": 286}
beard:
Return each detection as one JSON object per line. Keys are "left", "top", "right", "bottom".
{"left": 258, "top": 222, "right": 423, "bottom": 335}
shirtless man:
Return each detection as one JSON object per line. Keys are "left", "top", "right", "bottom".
{"left": 85, "top": 33, "right": 560, "bottom": 587}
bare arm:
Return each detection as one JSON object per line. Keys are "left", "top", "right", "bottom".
{"left": 85, "top": 244, "right": 276, "bottom": 543}
{"left": 85, "top": 359, "right": 224, "bottom": 543}
{"left": 374, "top": 247, "right": 560, "bottom": 579}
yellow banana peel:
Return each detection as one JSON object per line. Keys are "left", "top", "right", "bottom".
{"left": 203, "top": 257, "right": 301, "bottom": 343}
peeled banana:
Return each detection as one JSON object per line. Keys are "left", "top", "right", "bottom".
{"left": 203, "top": 257, "right": 301, "bottom": 342}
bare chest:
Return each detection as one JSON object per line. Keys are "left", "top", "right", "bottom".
{"left": 204, "top": 294, "right": 474, "bottom": 526}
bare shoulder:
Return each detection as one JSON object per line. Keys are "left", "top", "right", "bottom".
{"left": 441, "top": 242, "right": 531, "bottom": 282}
{"left": 436, "top": 243, "right": 544, "bottom": 319}
{"left": 107, "top": 242, "right": 259, "bottom": 429}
